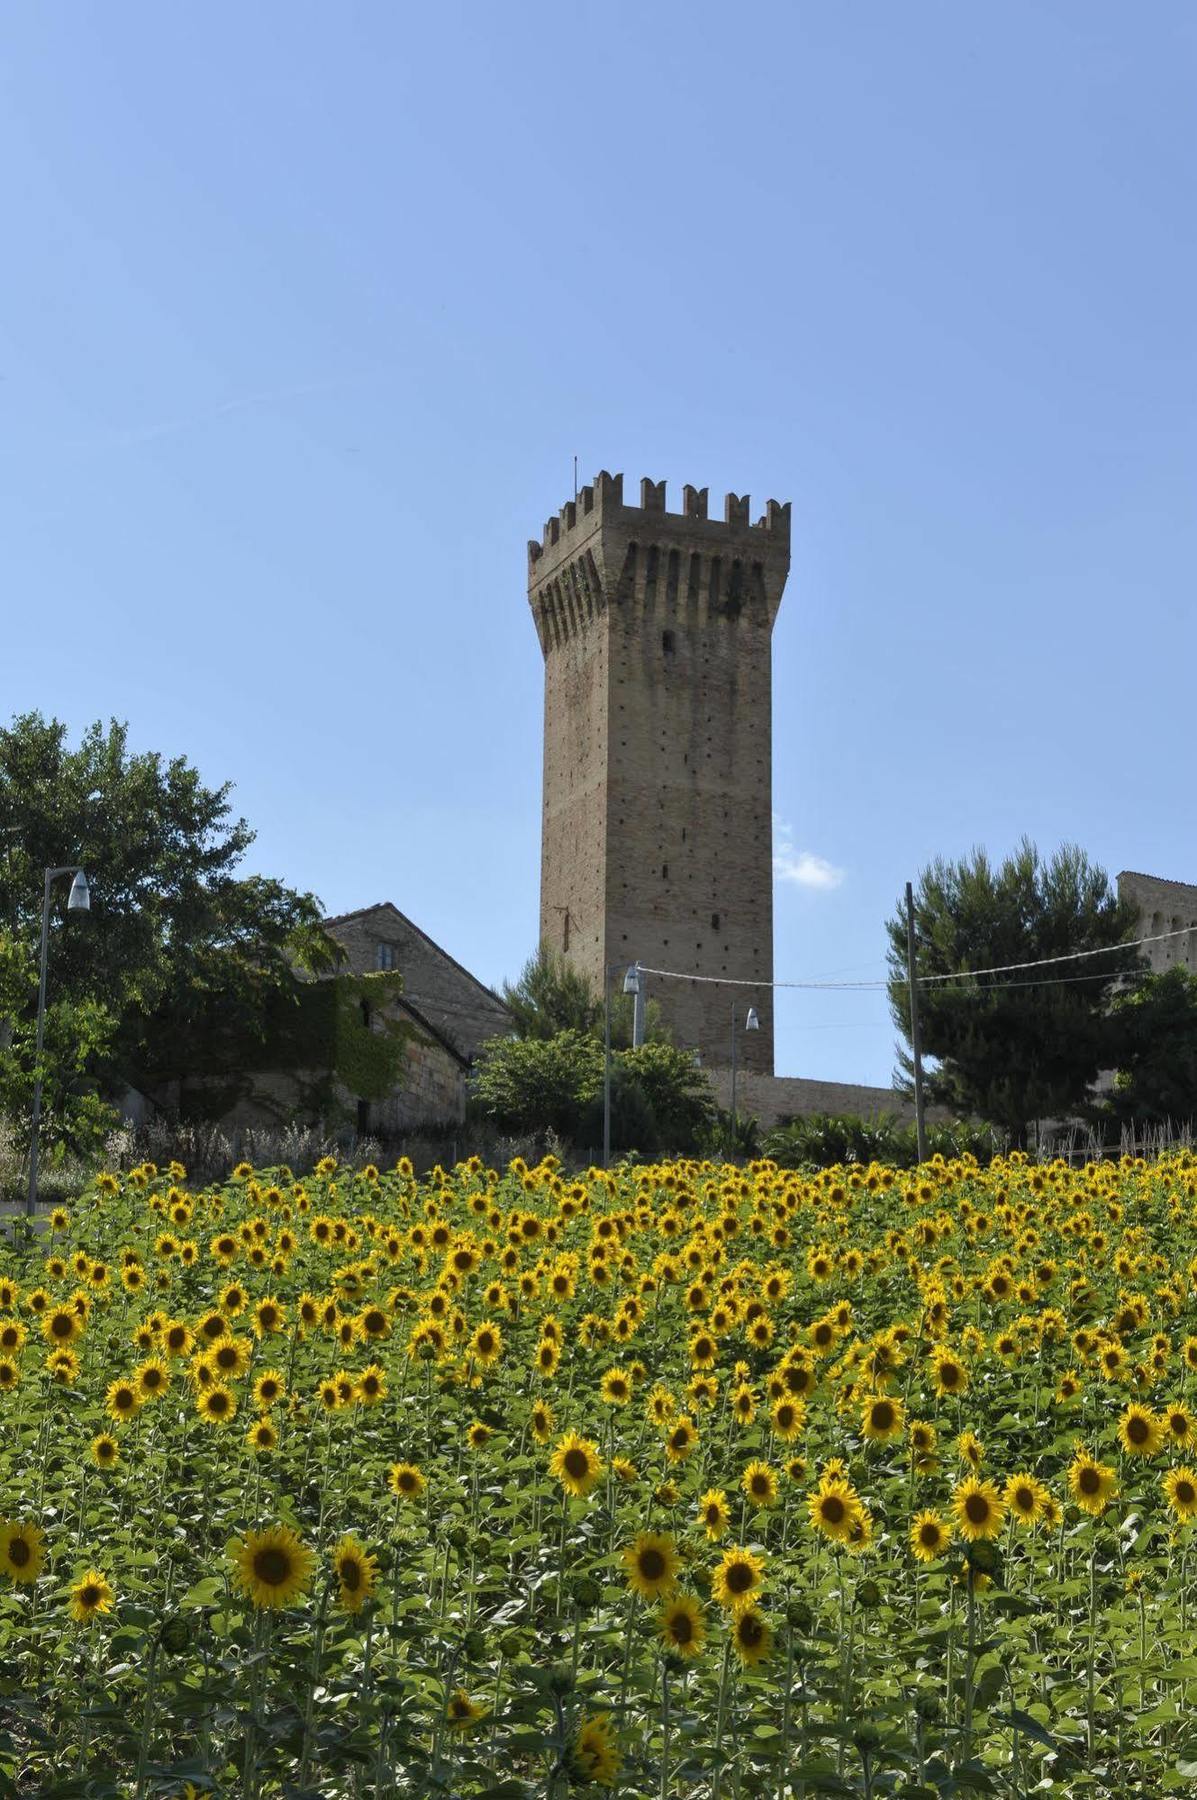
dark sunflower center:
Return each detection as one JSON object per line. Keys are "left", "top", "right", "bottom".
{"left": 920, "top": 1523, "right": 939, "bottom": 1547}
{"left": 399, "top": 1472, "right": 416, "bottom": 1491}
{"left": 80, "top": 1584, "right": 101, "bottom": 1607}
{"left": 1015, "top": 1487, "right": 1034, "bottom": 1511}
{"left": 563, "top": 1449, "right": 588, "bottom": 1478}
{"left": 639, "top": 1548, "right": 666, "bottom": 1580}
{"left": 1079, "top": 1467, "right": 1100, "bottom": 1494}
{"left": 965, "top": 1494, "right": 989, "bottom": 1524}
{"left": 872, "top": 1405, "right": 893, "bottom": 1431}
{"left": 726, "top": 1562, "right": 752, "bottom": 1593}
{"left": 253, "top": 1547, "right": 292, "bottom": 1587}
{"left": 751, "top": 1475, "right": 768, "bottom": 1495}
{"left": 738, "top": 1614, "right": 763, "bottom": 1646}
{"left": 671, "top": 1611, "right": 693, "bottom": 1643}
{"left": 8, "top": 1538, "right": 31, "bottom": 1567}
{"left": 1128, "top": 1417, "right": 1149, "bottom": 1444}
{"left": 51, "top": 1315, "right": 73, "bottom": 1338}
{"left": 821, "top": 1494, "right": 846, "bottom": 1524}
{"left": 340, "top": 1559, "right": 362, "bottom": 1589}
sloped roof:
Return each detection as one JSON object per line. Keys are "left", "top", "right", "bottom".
{"left": 323, "top": 902, "right": 512, "bottom": 1020}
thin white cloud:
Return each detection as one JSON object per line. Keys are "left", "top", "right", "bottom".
{"left": 773, "top": 817, "right": 844, "bottom": 892}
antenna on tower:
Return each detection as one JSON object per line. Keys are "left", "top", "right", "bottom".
{"left": 573, "top": 455, "right": 578, "bottom": 504}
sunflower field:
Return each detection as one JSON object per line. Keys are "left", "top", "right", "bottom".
{"left": 3, "top": 1150, "right": 1197, "bottom": 1796}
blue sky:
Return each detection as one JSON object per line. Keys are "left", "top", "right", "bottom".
{"left": 3, "top": 4, "right": 1194, "bottom": 1087}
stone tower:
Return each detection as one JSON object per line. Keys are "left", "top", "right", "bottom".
{"left": 527, "top": 472, "right": 791, "bottom": 1074}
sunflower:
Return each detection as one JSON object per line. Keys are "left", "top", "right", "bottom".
{"left": 467, "top": 1419, "right": 492, "bottom": 1451}
{"left": 446, "top": 1689, "right": 488, "bottom": 1730}
{"left": 252, "top": 1297, "right": 285, "bottom": 1338}
{"left": 807, "top": 1480, "right": 862, "bottom": 1545}
{"left": 731, "top": 1604, "right": 772, "bottom": 1667}
{"left": 0, "top": 1360, "right": 19, "bottom": 1392}
{"left": 861, "top": 1393, "right": 905, "bottom": 1442}
{"left": 600, "top": 1368, "right": 632, "bottom": 1406}
{"left": 91, "top": 1433, "right": 119, "bottom": 1471}
{"left": 332, "top": 1534, "right": 379, "bottom": 1612}
{"left": 530, "top": 1400, "right": 554, "bottom": 1444}
{"left": 253, "top": 1369, "right": 286, "bottom": 1409}
{"left": 664, "top": 1416, "right": 698, "bottom": 1463}
{"left": 741, "top": 1460, "right": 778, "bottom": 1510}
{"left": 1068, "top": 1450, "right": 1117, "bottom": 1517}
{"left": 1118, "top": 1404, "right": 1164, "bottom": 1458}
{"left": 952, "top": 1478, "right": 1005, "bottom": 1542}
{"left": 658, "top": 1593, "right": 706, "bottom": 1660}
{"left": 0, "top": 1521, "right": 45, "bottom": 1583}
{"left": 42, "top": 1306, "right": 81, "bottom": 1347}
{"left": 134, "top": 1357, "right": 170, "bottom": 1401}
{"left": 931, "top": 1348, "right": 968, "bottom": 1397}
{"left": 1163, "top": 1402, "right": 1195, "bottom": 1448}
{"left": 469, "top": 1322, "right": 503, "bottom": 1369}
{"left": 549, "top": 1433, "right": 603, "bottom": 1499}
{"left": 1163, "top": 1465, "right": 1197, "bottom": 1524}
{"left": 355, "top": 1364, "right": 387, "bottom": 1406}
{"left": 106, "top": 1378, "right": 142, "bottom": 1424}
{"left": 712, "top": 1546, "right": 764, "bottom": 1611}
{"left": 570, "top": 1712, "right": 621, "bottom": 1786}
{"left": 196, "top": 1384, "right": 237, "bottom": 1427}
{"left": 623, "top": 1531, "right": 679, "bottom": 1601}
{"left": 1055, "top": 1370, "right": 1082, "bottom": 1404}
{"left": 234, "top": 1525, "right": 315, "bottom": 1609}
{"left": 246, "top": 1417, "right": 279, "bottom": 1454}
{"left": 909, "top": 1510, "right": 951, "bottom": 1563}
{"left": 688, "top": 1490, "right": 727, "bottom": 1550}
{"left": 388, "top": 1461, "right": 425, "bottom": 1500}
{"left": 69, "top": 1568, "right": 114, "bottom": 1623}
{"left": 1003, "top": 1472, "right": 1047, "bottom": 1527}
{"left": 209, "top": 1336, "right": 251, "bottom": 1380}
{"left": 770, "top": 1396, "right": 805, "bottom": 1441}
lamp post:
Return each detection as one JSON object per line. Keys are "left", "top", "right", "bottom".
{"left": 27, "top": 867, "right": 90, "bottom": 1217}
{"left": 729, "top": 1001, "right": 760, "bottom": 1145}
{"left": 603, "top": 961, "right": 641, "bottom": 1167}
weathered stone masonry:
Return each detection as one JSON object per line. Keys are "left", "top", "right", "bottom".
{"left": 529, "top": 472, "right": 791, "bottom": 1076}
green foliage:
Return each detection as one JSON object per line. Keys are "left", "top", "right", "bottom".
{"left": 761, "top": 1110, "right": 1006, "bottom": 1169}
{"left": 0, "top": 712, "right": 337, "bottom": 1141}
{"left": 470, "top": 1030, "right": 713, "bottom": 1152}
{"left": 470, "top": 1030, "right": 605, "bottom": 1141}
{"left": 887, "top": 840, "right": 1141, "bottom": 1145}
{"left": 501, "top": 944, "right": 669, "bottom": 1049}
{"left": 1103, "top": 967, "right": 1197, "bottom": 1126}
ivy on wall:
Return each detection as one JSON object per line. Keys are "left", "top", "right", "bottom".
{"left": 254, "top": 971, "right": 412, "bottom": 1100}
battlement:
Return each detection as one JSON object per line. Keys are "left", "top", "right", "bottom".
{"left": 527, "top": 471, "right": 791, "bottom": 574}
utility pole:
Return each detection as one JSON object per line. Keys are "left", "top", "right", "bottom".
{"left": 905, "top": 880, "right": 929, "bottom": 1166}
{"left": 631, "top": 963, "right": 646, "bottom": 1048}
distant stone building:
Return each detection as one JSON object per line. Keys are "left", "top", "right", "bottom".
{"left": 1117, "top": 872, "right": 1197, "bottom": 975}
{"left": 151, "top": 902, "right": 510, "bottom": 1136}
{"left": 321, "top": 903, "right": 512, "bottom": 1132}
{"left": 529, "top": 471, "right": 790, "bottom": 1076}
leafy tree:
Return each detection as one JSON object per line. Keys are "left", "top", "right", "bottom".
{"left": 469, "top": 1030, "right": 605, "bottom": 1140}
{"left": 0, "top": 713, "right": 337, "bottom": 1139}
{"left": 500, "top": 945, "right": 669, "bottom": 1048}
{"left": 1104, "top": 968, "right": 1197, "bottom": 1126}
{"left": 886, "top": 841, "right": 1142, "bottom": 1146}
{"left": 470, "top": 1030, "right": 714, "bottom": 1153}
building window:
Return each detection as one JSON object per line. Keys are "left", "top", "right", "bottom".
{"left": 375, "top": 943, "right": 395, "bottom": 971}
{"left": 711, "top": 913, "right": 720, "bottom": 931}
{"left": 356, "top": 1098, "right": 370, "bottom": 1135}
{"left": 662, "top": 630, "right": 675, "bottom": 654}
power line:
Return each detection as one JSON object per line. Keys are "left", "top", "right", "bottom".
{"left": 637, "top": 918, "right": 1194, "bottom": 995}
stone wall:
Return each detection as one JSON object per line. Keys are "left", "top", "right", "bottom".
{"left": 707, "top": 1069, "right": 946, "bottom": 1131}
{"left": 529, "top": 472, "right": 790, "bottom": 1076}
{"left": 1117, "top": 872, "right": 1197, "bottom": 976}
{"left": 324, "top": 904, "right": 510, "bottom": 1060}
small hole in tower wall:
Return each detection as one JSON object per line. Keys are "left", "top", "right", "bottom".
{"left": 662, "top": 630, "right": 675, "bottom": 654}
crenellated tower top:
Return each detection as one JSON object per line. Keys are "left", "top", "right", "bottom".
{"left": 527, "top": 471, "right": 791, "bottom": 658}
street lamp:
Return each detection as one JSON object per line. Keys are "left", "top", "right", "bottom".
{"left": 729, "top": 1002, "right": 760, "bottom": 1145}
{"left": 603, "top": 961, "right": 641, "bottom": 1167}
{"left": 27, "top": 866, "right": 90, "bottom": 1217}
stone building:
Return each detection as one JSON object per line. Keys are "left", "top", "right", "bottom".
{"left": 320, "top": 903, "right": 512, "bottom": 1132}
{"left": 1117, "top": 871, "right": 1197, "bottom": 975}
{"left": 529, "top": 471, "right": 790, "bottom": 1075}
